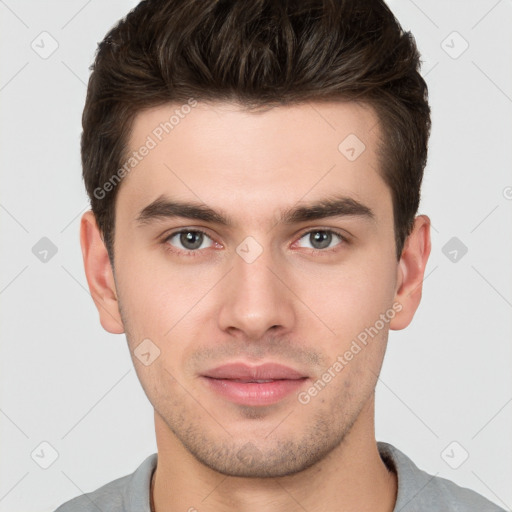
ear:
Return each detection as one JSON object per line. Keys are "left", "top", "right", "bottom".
{"left": 80, "top": 210, "right": 124, "bottom": 334}
{"left": 389, "top": 214, "right": 431, "bottom": 331}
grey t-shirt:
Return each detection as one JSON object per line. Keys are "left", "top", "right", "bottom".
{"left": 54, "top": 441, "right": 505, "bottom": 511}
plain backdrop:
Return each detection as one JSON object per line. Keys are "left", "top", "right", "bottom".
{"left": 0, "top": 1, "right": 511, "bottom": 511}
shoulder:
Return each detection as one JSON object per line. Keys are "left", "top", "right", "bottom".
{"left": 54, "top": 474, "right": 128, "bottom": 512}
{"left": 377, "top": 441, "right": 506, "bottom": 512}
{"left": 53, "top": 453, "right": 157, "bottom": 512}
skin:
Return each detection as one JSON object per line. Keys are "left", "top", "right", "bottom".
{"left": 81, "top": 100, "right": 431, "bottom": 512}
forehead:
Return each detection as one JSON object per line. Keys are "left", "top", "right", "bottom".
{"left": 117, "top": 100, "right": 389, "bottom": 224}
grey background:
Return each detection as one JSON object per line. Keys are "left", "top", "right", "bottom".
{"left": 0, "top": 1, "right": 511, "bottom": 511}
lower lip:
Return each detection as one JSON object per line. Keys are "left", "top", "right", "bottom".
{"left": 201, "top": 377, "right": 308, "bottom": 406}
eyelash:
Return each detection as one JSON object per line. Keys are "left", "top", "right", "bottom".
{"left": 161, "top": 228, "right": 349, "bottom": 258}
{"left": 162, "top": 228, "right": 214, "bottom": 258}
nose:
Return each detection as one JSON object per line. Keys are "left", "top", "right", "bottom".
{"left": 217, "top": 240, "right": 296, "bottom": 341}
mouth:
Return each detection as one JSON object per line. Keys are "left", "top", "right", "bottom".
{"left": 201, "top": 362, "right": 309, "bottom": 406}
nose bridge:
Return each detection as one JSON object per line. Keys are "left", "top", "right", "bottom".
{"left": 217, "top": 236, "right": 295, "bottom": 338}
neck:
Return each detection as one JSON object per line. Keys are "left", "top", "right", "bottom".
{"left": 151, "top": 398, "right": 397, "bottom": 512}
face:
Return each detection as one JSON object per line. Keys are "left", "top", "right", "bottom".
{"left": 84, "top": 100, "right": 428, "bottom": 478}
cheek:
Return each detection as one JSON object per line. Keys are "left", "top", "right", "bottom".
{"left": 115, "top": 253, "right": 218, "bottom": 340}
{"left": 294, "top": 256, "right": 396, "bottom": 337}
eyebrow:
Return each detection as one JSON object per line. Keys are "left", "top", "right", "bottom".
{"left": 135, "top": 194, "right": 375, "bottom": 227}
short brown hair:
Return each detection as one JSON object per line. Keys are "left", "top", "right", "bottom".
{"left": 82, "top": 0, "right": 431, "bottom": 264}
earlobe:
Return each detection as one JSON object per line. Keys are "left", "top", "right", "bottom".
{"left": 389, "top": 215, "right": 431, "bottom": 331}
{"left": 80, "top": 210, "right": 125, "bottom": 334}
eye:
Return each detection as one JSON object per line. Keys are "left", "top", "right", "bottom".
{"left": 164, "top": 229, "right": 215, "bottom": 254}
{"left": 295, "top": 229, "right": 348, "bottom": 252}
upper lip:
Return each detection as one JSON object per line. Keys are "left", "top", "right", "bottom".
{"left": 202, "top": 362, "right": 307, "bottom": 380}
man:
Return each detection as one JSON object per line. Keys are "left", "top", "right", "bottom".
{"left": 55, "top": 0, "right": 505, "bottom": 510}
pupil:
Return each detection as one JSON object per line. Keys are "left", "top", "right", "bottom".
{"left": 311, "top": 231, "right": 331, "bottom": 249}
{"left": 181, "top": 231, "right": 203, "bottom": 250}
